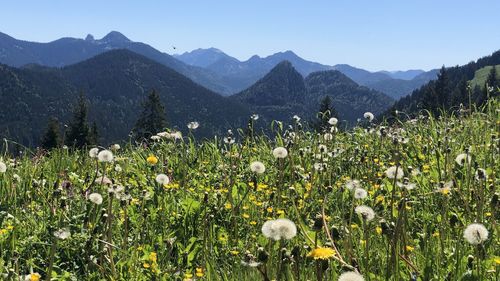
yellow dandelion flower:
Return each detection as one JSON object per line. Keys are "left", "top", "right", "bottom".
{"left": 147, "top": 155, "right": 158, "bottom": 165}
{"left": 406, "top": 245, "right": 414, "bottom": 252}
{"left": 230, "top": 250, "right": 239, "bottom": 255}
{"left": 432, "top": 232, "right": 440, "bottom": 237}
{"left": 494, "top": 257, "right": 500, "bottom": 265}
{"left": 149, "top": 252, "right": 157, "bottom": 263}
{"left": 224, "top": 203, "right": 232, "bottom": 210}
{"left": 351, "top": 224, "right": 358, "bottom": 230}
{"left": 307, "top": 247, "right": 336, "bottom": 260}
{"left": 250, "top": 221, "right": 257, "bottom": 225}
{"left": 28, "top": 273, "right": 41, "bottom": 281}
{"left": 376, "top": 226, "right": 382, "bottom": 235}
{"left": 242, "top": 213, "right": 250, "bottom": 219}
{"left": 485, "top": 212, "right": 491, "bottom": 217}
{"left": 266, "top": 207, "right": 273, "bottom": 213}
{"left": 143, "top": 262, "right": 150, "bottom": 268}
{"left": 196, "top": 268, "right": 204, "bottom": 277}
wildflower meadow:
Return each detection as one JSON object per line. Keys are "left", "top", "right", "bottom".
{"left": 0, "top": 100, "right": 498, "bottom": 281}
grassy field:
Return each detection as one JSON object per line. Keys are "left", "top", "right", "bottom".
{"left": 469, "top": 65, "right": 500, "bottom": 90}
{"left": 0, "top": 100, "right": 498, "bottom": 281}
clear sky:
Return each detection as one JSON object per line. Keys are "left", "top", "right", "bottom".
{"left": 1, "top": 0, "right": 499, "bottom": 71}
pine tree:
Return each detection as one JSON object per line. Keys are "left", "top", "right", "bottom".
{"left": 133, "top": 90, "right": 167, "bottom": 140}
{"left": 40, "top": 117, "right": 61, "bottom": 150}
{"left": 65, "top": 93, "right": 91, "bottom": 148}
{"left": 312, "top": 96, "right": 338, "bottom": 132}
{"left": 434, "top": 66, "right": 450, "bottom": 112}
{"left": 486, "top": 66, "right": 497, "bottom": 89}
{"left": 89, "top": 121, "right": 99, "bottom": 145}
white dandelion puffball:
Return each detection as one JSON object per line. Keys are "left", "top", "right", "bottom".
{"left": 354, "top": 188, "right": 368, "bottom": 199}
{"left": 328, "top": 117, "right": 338, "bottom": 126}
{"left": 155, "top": 173, "right": 170, "bottom": 185}
{"left": 187, "top": 121, "right": 199, "bottom": 130}
{"left": 261, "top": 218, "right": 297, "bottom": 240}
{"left": 250, "top": 161, "right": 266, "bottom": 174}
{"left": 251, "top": 114, "right": 259, "bottom": 120}
{"left": 97, "top": 150, "right": 114, "bottom": 162}
{"left": 110, "top": 144, "right": 121, "bottom": 151}
{"left": 89, "top": 148, "right": 99, "bottom": 158}
{"left": 273, "top": 147, "right": 288, "bottom": 159}
{"left": 345, "top": 179, "right": 361, "bottom": 190}
{"left": 293, "top": 115, "right": 301, "bottom": 122}
{"left": 323, "top": 133, "right": 333, "bottom": 141}
{"left": 338, "top": 271, "right": 365, "bottom": 281}
{"left": 463, "top": 223, "right": 489, "bottom": 245}
{"left": 53, "top": 228, "right": 71, "bottom": 240}
{"left": 0, "top": 161, "right": 6, "bottom": 173}
{"left": 385, "top": 166, "right": 404, "bottom": 179}
{"left": 363, "top": 112, "right": 374, "bottom": 122}
{"left": 355, "top": 205, "right": 375, "bottom": 222}
{"left": 88, "top": 193, "right": 103, "bottom": 205}
{"left": 475, "top": 168, "right": 487, "bottom": 181}
{"left": 95, "top": 176, "right": 112, "bottom": 185}
{"left": 455, "top": 153, "right": 471, "bottom": 166}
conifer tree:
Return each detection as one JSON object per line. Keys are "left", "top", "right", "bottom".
{"left": 312, "top": 96, "right": 338, "bottom": 132}
{"left": 486, "top": 66, "right": 497, "bottom": 89}
{"left": 89, "top": 121, "right": 99, "bottom": 145}
{"left": 133, "top": 90, "right": 167, "bottom": 140}
{"left": 434, "top": 66, "right": 450, "bottom": 112}
{"left": 65, "top": 93, "right": 91, "bottom": 148}
{"left": 40, "top": 117, "right": 61, "bottom": 150}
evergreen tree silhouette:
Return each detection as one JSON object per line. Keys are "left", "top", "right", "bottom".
{"left": 133, "top": 90, "right": 167, "bottom": 140}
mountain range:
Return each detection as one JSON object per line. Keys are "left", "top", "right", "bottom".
{"left": 0, "top": 49, "right": 394, "bottom": 146}
{"left": 0, "top": 31, "right": 436, "bottom": 98}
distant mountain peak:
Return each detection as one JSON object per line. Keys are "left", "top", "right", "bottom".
{"left": 85, "top": 34, "right": 95, "bottom": 41}
{"left": 100, "top": 31, "right": 131, "bottom": 43}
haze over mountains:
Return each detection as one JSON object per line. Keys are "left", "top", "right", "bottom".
{"left": 0, "top": 31, "right": 436, "bottom": 98}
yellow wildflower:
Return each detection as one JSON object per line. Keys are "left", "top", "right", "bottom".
{"left": 147, "top": 155, "right": 158, "bottom": 165}
{"left": 307, "top": 247, "right": 336, "bottom": 260}
{"left": 406, "top": 245, "right": 414, "bottom": 252}
{"left": 196, "top": 268, "right": 204, "bottom": 277}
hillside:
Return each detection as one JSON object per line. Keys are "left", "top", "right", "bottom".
{"left": 0, "top": 50, "right": 250, "bottom": 145}
{"left": 386, "top": 50, "right": 500, "bottom": 117}
{"left": 469, "top": 65, "right": 500, "bottom": 89}
{"left": 233, "top": 61, "right": 394, "bottom": 125}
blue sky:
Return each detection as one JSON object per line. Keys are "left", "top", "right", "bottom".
{"left": 1, "top": 0, "right": 499, "bottom": 71}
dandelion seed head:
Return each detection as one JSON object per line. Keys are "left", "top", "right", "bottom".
{"left": 272, "top": 147, "right": 288, "bottom": 159}
{"left": 155, "top": 173, "right": 170, "bottom": 185}
{"left": 187, "top": 121, "right": 199, "bottom": 130}
{"left": 328, "top": 117, "right": 338, "bottom": 126}
{"left": 0, "top": 161, "right": 6, "bottom": 173}
{"left": 338, "top": 271, "right": 365, "bottom": 281}
{"left": 88, "top": 193, "right": 103, "bottom": 205}
{"left": 110, "top": 144, "right": 120, "bottom": 151}
{"left": 463, "top": 223, "right": 489, "bottom": 245}
{"left": 89, "top": 148, "right": 99, "bottom": 158}
{"left": 363, "top": 112, "right": 374, "bottom": 122}
{"left": 261, "top": 218, "right": 297, "bottom": 240}
{"left": 455, "top": 153, "right": 471, "bottom": 166}
{"left": 354, "top": 188, "right": 368, "bottom": 199}
{"left": 250, "top": 161, "right": 266, "bottom": 174}
{"left": 385, "top": 166, "right": 404, "bottom": 179}
{"left": 355, "top": 205, "right": 375, "bottom": 221}
{"left": 97, "top": 150, "right": 114, "bottom": 163}
{"left": 345, "top": 180, "right": 361, "bottom": 190}
{"left": 53, "top": 228, "right": 71, "bottom": 240}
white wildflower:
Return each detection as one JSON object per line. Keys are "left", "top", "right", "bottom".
{"left": 455, "top": 153, "right": 471, "bottom": 166}
{"left": 155, "top": 173, "right": 170, "bottom": 185}
{"left": 385, "top": 166, "right": 404, "bottom": 179}
{"left": 0, "top": 161, "right": 6, "bottom": 173}
{"left": 53, "top": 228, "right": 71, "bottom": 240}
{"left": 261, "top": 218, "right": 297, "bottom": 240}
{"left": 88, "top": 193, "right": 103, "bottom": 205}
{"left": 355, "top": 205, "right": 375, "bottom": 222}
{"left": 338, "top": 271, "right": 365, "bottom": 281}
{"left": 354, "top": 188, "right": 368, "bottom": 199}
{"left": 463, "top": 223, "right": 489, "bottom": 245}
{"left": 89, "top": 148, "right": 99, "bottom": 158}
{"left": 328, "top": 117, "right": 338, "bottom": 126}
{"left": 97, "top": 150, "right": 114, "bottom": 162}
{"left": 250, "top": 161, "right": 266, "bottom": 174}
{"left": 187, "top": 121, "right": 199, "bottom": 130}
{"left": 345, "top": 180, "right": 361, "bottom": 190}
{"left": 363, "top": 112, "right": 374, "bottom": 122}
{"left": 272, "top": 147, "right": 288, "bottom": 159}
